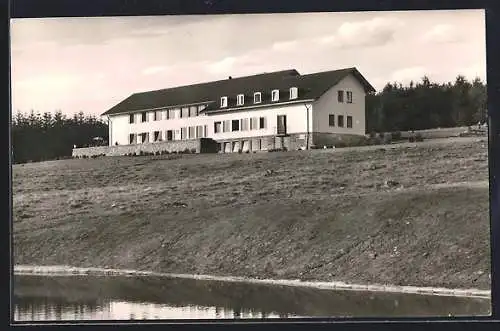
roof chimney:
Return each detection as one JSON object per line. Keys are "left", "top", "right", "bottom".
{"left": 228, "top": 76, "right": 232, "bottom": 80}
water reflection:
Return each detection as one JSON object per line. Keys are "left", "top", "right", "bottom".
{"left": 13, "top": 297, "right": 287, "bottom": 321}
{"left": 13, "top": 275, "right": 490, "bottom": 321}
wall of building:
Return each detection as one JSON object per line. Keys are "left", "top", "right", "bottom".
{"left": 312, "top": 73, "right": 367, "bottom": 144}
{"left": 206, "top": 102, "right": 313, "bottom": 140}
{"left": 108, "top": 102, "right": 314, "bottom": 147}
{"left": 108, "top": 106, "right": 212, "bottom": 146}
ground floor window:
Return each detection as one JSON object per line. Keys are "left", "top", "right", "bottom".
{"left": 214, "top": 121, "right": 222, "bottom": 133}
{"left": 250, "top": 117, "right": 258, "bottom": 130}
{"left": 241, "top": 118, "right": 249, "bottom": 131}
{"left": 338, "top": 115, "right": 344, "bottom": 128}
{"left": 260, "top": 138, "right": 267, "bottom": 150}
{"left": 153, "top": 131, "right": 161, "bottom": 142}
{"left": 259, "top": 117, "right": 266, "bottom": 129}
{"left": 166, "top": 130, "right": 173, "bottom": 141}
{"left": 329, "top": 114, "right": 335, "bottom": 127}
{"left": 232, "top": 119, "right": 240, "bottom": 131}
{"left": 347, "top": 116, "right": 353, "bottom": 128}
{"left": 129, "top": 133, "right": 136, "bottom": 144}
{"left": 188, "top": 126, "right": 196, "bottom": 139}
{"left": 140, "top": 132, "right": 149, "bottom": 143}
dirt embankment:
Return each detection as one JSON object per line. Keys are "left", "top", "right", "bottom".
{"left": 12, "top": 137, "right": 491, "bottom": 290}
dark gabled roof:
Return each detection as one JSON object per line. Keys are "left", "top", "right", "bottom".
{"left": 102, "top": 69, "right": 299, "bottom": 116}
{"left": 101, "top": 67, "right": 375, "bottom": 116}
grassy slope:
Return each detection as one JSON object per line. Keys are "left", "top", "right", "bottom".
{"left": 13, "top": 137, "right": 491, "bottom": 290}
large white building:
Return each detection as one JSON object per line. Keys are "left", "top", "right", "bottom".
{"left": 102, "top": 67, "right": 375, "bottom": 152}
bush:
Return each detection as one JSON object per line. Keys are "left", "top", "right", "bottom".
{"left": 415, "top": 133, "right": 424, "bottom": 142}
{"left": 368, "top": 137, "right": 382, "bottom": 146}
{"left": 335, "top": 141, "right": 348, "bottom": 148}
{"left": 267, "top": 148, "right": 287, "bottom": 153}
{"left": 190, "top": 148, "right": 197, "bottom": 154}
{"left": 392, "top": 131, "right": 402, "bottom": 140}
{"left": 369, "top": 131, "right": 377, "bottom": 139}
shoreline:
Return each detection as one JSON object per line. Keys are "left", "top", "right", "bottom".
{"left": 13, "top": 265, "right": 491, "bottom": 300}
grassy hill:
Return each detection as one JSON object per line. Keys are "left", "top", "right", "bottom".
{"left": 12, "top": 137, "right": 491, "bottom": 290}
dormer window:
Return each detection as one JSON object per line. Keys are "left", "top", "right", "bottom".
{"left": 237, "top": 94, "right": 245, "bottom": 106}
{"left": 272, "top": 90, "right": 280, "bottom": 102}
{"left": 289, "top": 87, "right": 298, "bottom": 100}
{"left": 221, "top": 96, "right": 228, "bottom": 108}
{"left": 254, "top": 92, "right": 262, "bottom": 104}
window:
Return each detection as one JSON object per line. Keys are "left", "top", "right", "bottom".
{"left": 188, "top": 126, "right": 195, "bottom": 139}
{"left": 347, "top": 116, "right": 353, "bottom": 128}
{"left": 196, "top": 125, "right": 204, "bottom": 138}
{"left": 277, "top": 115, "right": 287, "bottom": 135}
{"left": 153, "top": 131, "right": 161, "bottom": 142}
{"left": 329, "top": 115, "right": 335, "bottom": 127}
{"left": 181, "top": 127, "right": 187, "bottom": 140}
{"left": 141, "top": 132, "right": 149, "bottom": 143}
{"left": 232, "top": 119, "right": 240, "bottom": 131}
{"left": 237, "top": 94, "right": 245, "bottom": 106}
{"left": 141, "top": 112, "right": 148, "bottom": 122}
{"left": 198, "top": 104, "right": 207, "bottom": 112}
{"left": 289, "top": 87, "right": 298, "bottom": 100}
{"left": 166, "top": 130, "right": 173, "bottom": 141}
{"left": 214, "top": 121, "right": 222, "bottom": 133}
{"left": 241, "top": 118, "right": 249, "bottom": 131}
{"left": 154, "top": 111, "right": 161, "bottom": 121}
{"left": 204, "top": 125, "right": 208, "bottom": 137}
{"left": 189, "top": 106, "right": 198, "bottom": 117}
{"left": 129, "top": 114, "right": 135, "bottom": 124}
{"left": 253, "top": 139, "right": 261, "bottom": 151}
{"left": 129, "top": 133, "right": 136, "bottom": 144}
{"left": 337, "top": 90, "right": 344, "bottom": 103}
{"left": 338, "top": 115, "right": 344, "bottom": 127}
{"left": 167, "top": 109, "right": 176, "bottom": 120}
{"left": 181, "top": 107, "right": 189, "bottom": 118}
{"left": 259, "top": 117, "right": 266, "bottom": 129}
{"left": 254, "top": 92, "right": 262, "bottom": 104}
{"left": 346, "top": 91, "right": 353, "bottom": 103}
{"left": 272, "top": 89, "right": 280, "bottom": 102}
{"left": 223, "top": 120, "right": 231, "bottom": 133}
{"left": 260, "top": 138, "right": 267, "bottom": 150}
{"left": 250, "top": 117, "right": 258, "bottom": 130}
{"left": 221, "top": 96, "right": 228, "bottom": 108}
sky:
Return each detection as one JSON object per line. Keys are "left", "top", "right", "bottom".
{"left": 10, "top": 10, "right": 486, "bottom": 117}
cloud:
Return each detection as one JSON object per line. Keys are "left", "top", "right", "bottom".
{"left": 315, "top": 17, "right": 404, "bottom": 48}
{"left": 391, "top": 66, "right": 428, "bottom": 83}
{"left": 271, "top": 40, "right": 299, "bottom": 52}
{"left": 205, "top": 57, "right": 238, "bottom": 75}
{"left": 421, "top": 24, "right": 463, "bottom": 44}
{"left": 141, "top": 65, "right": 171, "bottom": 75}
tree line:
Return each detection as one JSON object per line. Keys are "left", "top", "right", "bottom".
{"left": 11, "top": 75, "right": 487, "bottom": 163}
{"left": 11, "top": 111, "right": 108, "bottom": 164}
{"left": 366, "top": 75, "right": 487, "bottom": 133}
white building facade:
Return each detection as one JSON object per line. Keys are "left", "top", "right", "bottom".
{"left": 103, "top": 68, "right": 375, "bottom": 152}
